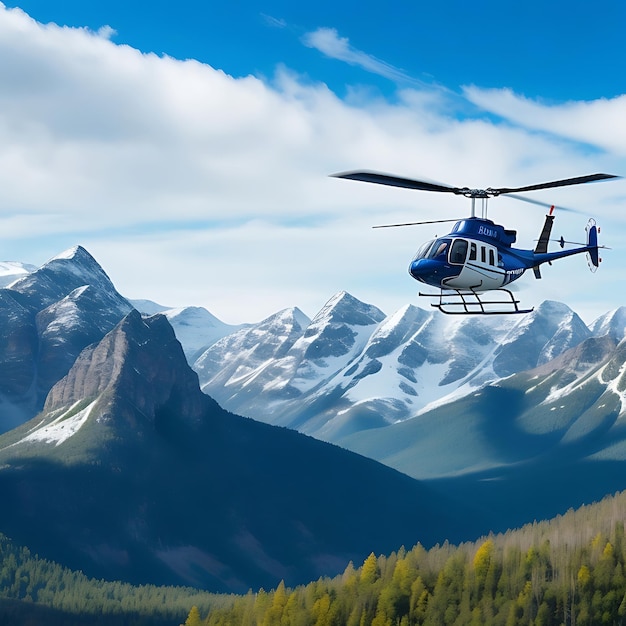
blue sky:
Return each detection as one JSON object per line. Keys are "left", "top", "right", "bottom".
{"left": 0, "top": 1, "right": 625, "bottom": 323}
{"left": 6, "top": 0, "right": 624, "bottom": 101}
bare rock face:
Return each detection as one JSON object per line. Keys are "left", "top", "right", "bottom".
{"left": 44, "top": 309, "right": 215, "bottom": 429}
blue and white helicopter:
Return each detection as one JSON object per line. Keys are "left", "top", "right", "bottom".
{"left": 331, "top": 170, "right": 619, "bottom": 314}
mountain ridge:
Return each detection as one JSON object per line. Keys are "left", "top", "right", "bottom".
{"left": 194, "top": 293, "right": 619, "bottom": 442}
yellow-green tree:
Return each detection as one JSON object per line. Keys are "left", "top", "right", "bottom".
{"left": 361, "top": 553, "right": 379, "bottom": 585}
{"left": 184, "top": 605, "right": 203, "bottom": 626}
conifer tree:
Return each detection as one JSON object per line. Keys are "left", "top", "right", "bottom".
{"left": 184, "top": 605, "right": 203, "bottom": 626}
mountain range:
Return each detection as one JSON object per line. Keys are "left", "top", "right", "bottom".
{"left": 3, "top": 246, "right": 626, "bottom": 593}
{"left": 190, "top": 292, "right": 619, "bottom": 443}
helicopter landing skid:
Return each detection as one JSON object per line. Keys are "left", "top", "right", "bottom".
{"left": 418, "top": 288, "right": 533, "bottom": 315}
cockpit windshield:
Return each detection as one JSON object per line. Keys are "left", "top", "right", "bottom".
{"left": 412, "top": 239, "right": 435, "bottom": 262}
{"left": 412, "top": 238, "right": 452, "bottom": 262}
{"left": 427, "top": 238, "right": 451, "bottom": 259}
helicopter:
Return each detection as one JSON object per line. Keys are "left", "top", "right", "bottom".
{"left": 330, "top": 170, "right": 620, "bottom": 314}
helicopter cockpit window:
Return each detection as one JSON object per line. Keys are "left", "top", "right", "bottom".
{"left": 427, "top": 238, "right": 451, "bottom": 259}
{"left": 450, "top": 239, "right": 468, "bottom": 265}
{"left": 412, "top": 239, "right": 435, "bottom": 261}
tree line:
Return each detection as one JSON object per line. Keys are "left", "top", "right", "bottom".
{"left": 191, "top": 490, "right": 626, "bottom": 625}
{"left": 0, "top": 533, "right": 228, "bottom": 625}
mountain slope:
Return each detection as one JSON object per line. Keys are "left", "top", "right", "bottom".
{"left": 0, "top": 310, "right": 469, "bottom": 593}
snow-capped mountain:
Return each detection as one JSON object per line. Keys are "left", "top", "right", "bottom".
{"left": 0, "top": 246, "right": 132, "bottom": 432}
{"left": 343, "top": 321, "right": 626, "bottom": 479}
{"left": 588, "top": 306, "right": 626, "bottom": 342}
{"left": 194, "top": 293, "right": 594, "bottom": 441}
{"left": 325, "top": 325, "right": 626, "bottom": 537}
{"left": 194, "top": 291, "right": 386, "bottom": 428}
{"left": 193, "top": 305, "right": 311, "bottom": 402}
{"left": 0, "top": 260, "right": 36, "bottom": 288}
{"left": 132, "top": 299, "right": 242, "bottom": 362}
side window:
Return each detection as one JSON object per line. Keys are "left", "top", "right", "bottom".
{"left": 469, "top": 242, "right": 477, "bottom": 261}
{"left": 450, "top": 240, "right": 468, "bottom": 265}
{"left": 481, "top": 246, "right": 486, "bottom": 263}
{"left": 489, "top": 249, "right": 495, "bottom": 266}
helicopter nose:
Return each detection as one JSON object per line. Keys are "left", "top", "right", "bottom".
{"left": 409, "top": 258, "right": 439, "bottom": 283}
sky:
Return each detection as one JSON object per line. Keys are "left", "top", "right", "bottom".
{"left": 0, "top": 1, "right": 625, "bottom": 325}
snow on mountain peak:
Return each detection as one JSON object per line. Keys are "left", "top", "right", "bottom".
{"left": 309, "top": 291, "right": 386, "bottom": 327}
{"left": 51, "top": 246, "right": 84, "bottom": 261}
{"left": 0, "top": 260, "right": 36, "bottom": 288}
{"left": 590, "top": 307, "right": 626, "bottom": 342}
{"left": 32, "top": 245, "right": 115, "bottom": 290}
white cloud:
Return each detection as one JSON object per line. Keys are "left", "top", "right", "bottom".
{"left": 463, "top": 86, "right": 626, "bottom": 157}
{"left": 0, "top": 5, "right": 624, "bottom": 325}
{"left": 302, "top": 27, "right": 416, "bottom": 85}
{"left": 96, "top": 25, "right": 116, "bottom": 40}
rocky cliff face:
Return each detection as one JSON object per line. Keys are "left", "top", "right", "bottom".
{"left": 44, "top": 310, "right": 214, "bottom": 431}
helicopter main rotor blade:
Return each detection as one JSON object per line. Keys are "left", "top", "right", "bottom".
{"left": 492, "top": 173, "right": 620, "bottom": 195}
{"left": 331, "top": 169, "right": 621, "bottom": 201}
{"left": 373, "top": 218, "right": 462, "bottom": 228}
{"left": 331, "top": 170, "right": 458, "bottom": 194}
{"left": 506, "top": 194, "right": 580, "bottom": 213}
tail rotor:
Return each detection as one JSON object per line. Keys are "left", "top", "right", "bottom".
{"left": 586, "top": 219, "right": 600, "bottom": 272}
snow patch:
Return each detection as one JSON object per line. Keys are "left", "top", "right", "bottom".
{"left": 19, "top": 400, "right": 97, "bottom": 446}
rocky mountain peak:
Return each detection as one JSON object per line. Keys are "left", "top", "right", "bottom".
{"left": 8, "top": 245, "right": 121, "bottom": 313}
{"left": 44, "top": 310, "right": 214, "bottom": 432}
{"left": 590, "top": 307, "right": 626, "bottom": 343}
{"left": 491, "top": 300, "right": 590, "bottom": 377}
{"left": 309, "top": 291, "right": 386, "bottom": 327}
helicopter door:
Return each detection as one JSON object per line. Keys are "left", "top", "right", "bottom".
{"left": 444, "top": 240, "right": 506, "bottom": 290}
